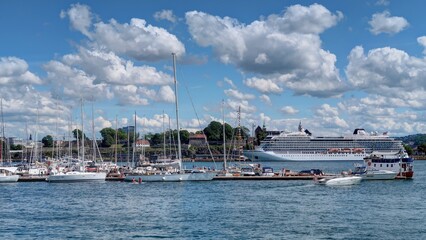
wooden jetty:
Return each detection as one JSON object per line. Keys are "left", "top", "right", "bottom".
{"left": 213, "top": 175, "right": 331, "bottom": 181}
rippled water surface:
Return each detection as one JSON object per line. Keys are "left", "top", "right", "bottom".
{"left": 1, "top": 161, "right": 425, "bottom": 239}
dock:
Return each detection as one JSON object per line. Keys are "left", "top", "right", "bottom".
{"left": 213, "top": 175, "right": 332, "bottom": 181}
{"left": 18, "top": 175, "right": 125, "bottom": 182}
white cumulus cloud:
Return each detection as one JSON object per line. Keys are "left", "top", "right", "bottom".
{"left": 0, "top": 57, "right": 42, "bottom": 85}
{"left": 154, "top": 10, "right": 177, "bottom": 23}
{"left": 281, "top": 106, "right": 299, "bottom": 114}
{"left": 346, "top": 45, "right": 426, "bottom": 109}
{"left": 244, "top": 77, "right": 283, "bottom": 94}
{"left": 186, "top": 4, "right": 346, "bottom": 98}
{"left": 62, "top": 4, "right": 185, "bottom": 61}
{"left": 369, "top": 11, "right": 409, "bottom": 35}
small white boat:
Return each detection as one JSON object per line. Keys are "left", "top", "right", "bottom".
{"left": 46, "top": 171, "right": 106, "bottom": 183}
{"left": 317, "top": 175, "right": 362, "bottom": 186}
{"left": 360, "top": 169, "right": 397, "bottom": 180}
{"left": 0, "top": 167, "right": 19, "bottom": 183}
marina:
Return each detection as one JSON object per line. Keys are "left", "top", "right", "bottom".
{"left": 1, "top": 160, "right": 424, "bottom": 239}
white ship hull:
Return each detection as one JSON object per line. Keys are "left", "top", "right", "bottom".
{"left": 0, "top": 175, "right": 19, "bottom": 182}
{"left": 361, "top": 170, "right": 397, "bottom": 180}
{"left": 125, "top": 171, "right": 216, "bottom": 182}
{"left": 244, "top": 149, "right": 368, "bottom": 162}
{"left": 47, "top": 172, "right": 107, "bottom": 182}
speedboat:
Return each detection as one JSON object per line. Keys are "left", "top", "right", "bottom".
{"left": 360, "top": 169, "right": 397, "bottom": 180}
{"left": 316, "top": 175, "right": 362, "bottom": 186}
{"left": 352, "top": 164, "right": 397, "bottom": 180}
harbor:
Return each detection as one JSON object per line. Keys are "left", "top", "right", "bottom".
{"left": 1, "top": 160, "right": 424, "bottom": 239}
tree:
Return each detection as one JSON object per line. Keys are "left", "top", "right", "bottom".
{"left": 150, "top": 133, "right": 163, "bottom": 146}
{"left": 100, "top": 128, "right": 116, "bottom": 147}
{"left": 404, "top": 144, "right": 413, "bottom": 156}
{"left": 203, "top": 121, "right": 222, "bottom": 141}
{"left": 42, "top": 135, "right": 53, "bottom": 147}
{"left": 256, "top": 128, "right": 267, "bottom": 145}
{"left": 417, "top": 143, "right": 426, "bottom": 155}
{"left": 167, "top": 129, "right": 190, "bottom": 145}
{"left": 180, "top": 130, "right": 190, "bottom": 144}
{"left": 222, "top": 123, "right": 233, "bottom": 141}
{"left": 72, "top": 129, "right": 88, "bottom": 141}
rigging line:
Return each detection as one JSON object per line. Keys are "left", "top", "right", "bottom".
{"left": 182, "top": 81, "right": 217, "bottom": 170}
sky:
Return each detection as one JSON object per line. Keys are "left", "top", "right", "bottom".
{"left": 1, "top": 0, "right": 426, "bottom": 140}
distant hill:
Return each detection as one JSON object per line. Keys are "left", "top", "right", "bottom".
{"left": 396, "top": 134, "right": 426, "bottom": 147}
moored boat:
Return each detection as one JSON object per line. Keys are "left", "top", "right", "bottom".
{"left": 352, "top": 164, "right": 397, "bottom": 180}
{"left": 363, "top": 151, "right": 414, "bottom": 179}
{"left": 46, "top": 171, "right": 107, "bottom": 183}
{"left": 0, "top": 167, "right": 19, "bottom": 182}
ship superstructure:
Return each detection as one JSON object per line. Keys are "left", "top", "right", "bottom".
{"left": 245, "top": 122, "right": 405, "bottom": 162}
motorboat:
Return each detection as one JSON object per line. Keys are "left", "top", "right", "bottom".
{"left": 0, "top": 167, "right": 19, "bottom": 182}
{"left": 316, "top": 175, "right": 362, "bottom": 186}
{"left": 353, "top": 165, "right": 397, "bottom": 180}
{"left": 46, "top": 171, "right": 106, "bottom": 183}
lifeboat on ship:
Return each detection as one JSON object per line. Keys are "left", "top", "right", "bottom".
{"left": 328, "top": 148, "right": 339, "bottom": 153}
{"left": 353, "top": 148, "right": 364, "bottom": 153}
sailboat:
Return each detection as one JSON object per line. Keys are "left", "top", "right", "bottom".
{"left": 46, "top": 100, "right": 106, "bottom": 182}
{"left": 124, "top": 53, "right": 216, "bottom": 182}
{"left": 0, "top": 99, "right": 19, "bottom": 182}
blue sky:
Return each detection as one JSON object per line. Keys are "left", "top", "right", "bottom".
{"left": 1, "top": 0, "right": 426, "bottom": 139}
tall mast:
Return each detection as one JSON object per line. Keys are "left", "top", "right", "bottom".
{"left": 114, "top": 115, "right": 118, "bottom": 165}
{"left": 68, "top": 114, "right": 72, "bottom": 157}
{"left": 91, "top": 102, "right": 95, "bottom": 162}
{"left": 126, "top": 117, "right": 130, "bottom": 166}
{"left": 168, "top": 117, "right": 172, "bottom": 157}
{"left": 222, "top": 99, "right": 226, "bottom": 170}
{"left": 132, "top": 111, "right": 136, "bottom": 167}
{"left": 81, "top": 99, "right": 85, "bottom": 170}
{"left": 172, "top": 53, "right": 182, "bottom": 170}
{"left": 0, "top": 99, "right": 4, "bottom": 165}
{"left": 237, "top": 105, "right": 242, "bottom": 160}
{"left": 162, "top": 110, "right": 166, "bottom": 158}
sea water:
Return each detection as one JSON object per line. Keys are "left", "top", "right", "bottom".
{"left": 1, "top": 161, "right": 425, "bottom": 239}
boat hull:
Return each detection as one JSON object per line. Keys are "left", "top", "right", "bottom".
{"left": 244, "top": 150, "right": 366, "bottom": 162}
{"left": 125, "top": 172, "right": 216, "bottom": 182}
{"left": 47, "top": 172, "right": 107, "bottom": 182}
{"left": 361, "top": 170, "right": 397, "bottom": 180}
{"left": 0, "top": 175, "right": 19, "bottom": 183}
{"left": 319, "top": 176, "right": 362, "bottom": 186}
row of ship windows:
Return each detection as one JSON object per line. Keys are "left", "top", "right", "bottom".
{"left": 374, "top": 164, "right": 394, "bottom": 168}
{"left": 280, "top": 155, "right": 365, "bottom": 157}
{"left": 264, "top": 144, "right": 399, "bottom": 148}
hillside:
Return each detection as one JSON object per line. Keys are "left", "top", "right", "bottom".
{"left": 396, "top": 134, "right": 426, "bottom": 147}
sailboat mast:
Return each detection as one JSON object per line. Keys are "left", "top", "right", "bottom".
{"left": 114, "top": 115, "right": 118, "bottom": 165}
{"left": 81, "top": 99, "right": 85, "bottom": 170}
{"left": 172, "top": 53, "right": 182, "bottom": 170}
{"left": 0, "top": 99, "right": 4, "bottom": 164}
{"left": 92, "top": 102, "right": 95, "bottom": 162}
{"left": 162, "top": 110, "right": 166, "bottom": 158}
{"left": 222, "top": 99, "right": 226, "bottom": 170}
{"left": 133, "top": 111, "right": 136, "bottom": 167}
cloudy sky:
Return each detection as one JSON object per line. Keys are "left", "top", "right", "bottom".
{"left": 1, "top": 0, "right": 426, "bottom": 140}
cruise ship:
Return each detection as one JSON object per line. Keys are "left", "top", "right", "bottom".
{"left": 244, "top": 122, "right": 406, "bottom": 162}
